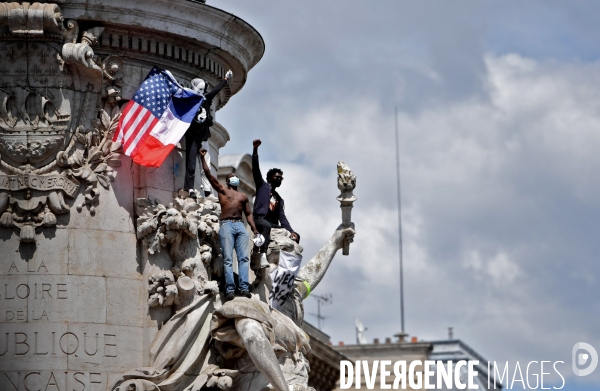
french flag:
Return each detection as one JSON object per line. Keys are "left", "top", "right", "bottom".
{"left": 114, "top": 67, "right": 204, "bottom": 167}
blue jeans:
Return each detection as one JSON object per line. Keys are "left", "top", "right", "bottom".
{"left": 219, "top": 220, "right": 250, "bottom": 293}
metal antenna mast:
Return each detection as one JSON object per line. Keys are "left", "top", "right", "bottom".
{"left": 394, "top": 107, "right": 408, "bottom": 343}
{"left": 310, "top": 293, "right": 332, "bottom": 330}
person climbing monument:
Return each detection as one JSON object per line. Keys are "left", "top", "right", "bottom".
{"left": 199, "top": 148, "right": 258, "bottom": 300}
{"left": 252, "top": 139, "right": 300, "bottom": 269}
{"left": 184, "top": 71, "right": 232, "bottom": 198}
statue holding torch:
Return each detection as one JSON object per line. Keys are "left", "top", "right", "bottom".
{"left": 337, "top": 161, "right": 356, "bottom": 255}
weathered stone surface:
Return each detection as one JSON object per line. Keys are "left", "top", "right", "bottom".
{"left": 106, "top": 277, "right": 148, "bottom": 327}
{"left": 120, "top": 64, "right": 146, "bottom": 100}
{"left": 66, "top": 163, "right": 136, "bottom": 233}
{"left": 68, "top": 229, "right": 139, "bottom": 279}
{"left": 143, "top": 153, "right": 177, "bottom": 192}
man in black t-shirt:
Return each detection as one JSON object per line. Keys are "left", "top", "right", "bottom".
{"left": 251, "top": 139, "right": 300, "bottom": 268}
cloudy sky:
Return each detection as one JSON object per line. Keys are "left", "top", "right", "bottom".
{"left": 215, "top": 2, "right": 600, "bottom": 389}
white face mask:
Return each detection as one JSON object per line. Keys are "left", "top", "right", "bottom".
{"left": 228, "top": 176, "right": 240, "bottom": 187}
{"left": 191, "top": 78, "right": 207, "bottom": 94}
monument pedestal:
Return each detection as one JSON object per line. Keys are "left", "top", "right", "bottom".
{"left": 0, "top": 2, "right": 264, "bottom": 390}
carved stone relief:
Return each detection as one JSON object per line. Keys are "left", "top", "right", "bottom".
{"left": 116, "top": 185, "right": 356, "bottom": 391}
{"left": 136, "top": 192, "right": 223, "bottom": 308}
{"left": 0, "top": 2, "right": 124, "bottom": 241}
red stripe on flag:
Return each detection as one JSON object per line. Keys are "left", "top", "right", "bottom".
{"left": 123, "top": 110, "right": 153, "bottom": 153}
{"left": 129, "top": 133, "right": 176, "bottom": 167}
{"left": 126, "top": 116, "right": 159, "bottom": 156}
{"left": 113, "top": 101, "right": 136, "bottom": 143}
{"left": 121, "top": 104, "right": 147, "bottom": 142}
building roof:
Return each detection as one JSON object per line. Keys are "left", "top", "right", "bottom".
{"left": 218, "top": 153, "right": 255, "bottom": 199}
{"left": 218, "top": 153, "right": 252, "bottom": 171}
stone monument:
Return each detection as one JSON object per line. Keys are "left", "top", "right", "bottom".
{"left": 0, "top": 1, "right": 262, "bottom": 390}
{"left": 0, "top": 2, "right": 355, "bottom": 391}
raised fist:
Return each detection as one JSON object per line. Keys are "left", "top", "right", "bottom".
{"left": 253, "top": 139, "right": 262, "bottom": 148}
{"left": 199, "top": 148, "right": 208, "bottom": 157}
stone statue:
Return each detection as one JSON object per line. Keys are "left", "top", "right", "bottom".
{"left": 336, "top": 161, "right": 356, "bottom": 255}
{"left": 112, "top": 192, "right": 223, "bottom": 391}
{"left": 112, "top": 184, "right": 355, "bottom": 391}
{"left": 211, "top": 225, "right": 355, "bottom": 391}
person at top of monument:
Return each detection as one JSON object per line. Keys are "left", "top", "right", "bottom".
{"left": 252, "top": 139, "right": 300, "bottom": 269}
{"left": 199, "top": 148, "right": 258, "bottom": 301}
{"left": 184, "top": 71, "right": 232, "bottom": 198}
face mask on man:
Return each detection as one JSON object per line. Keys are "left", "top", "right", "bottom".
{"left": 228, "top": 176, "right": 240, "bottom": 187}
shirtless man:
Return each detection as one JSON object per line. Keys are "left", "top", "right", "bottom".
{"left": 200, "top": 149, "right": 258, "bottom": 300}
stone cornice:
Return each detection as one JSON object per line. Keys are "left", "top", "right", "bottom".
{"left": 55, "top": 0, "right": 265, "bottom": 98}
{"left": 210, "top": 121, "right": 230, "bottom": 149}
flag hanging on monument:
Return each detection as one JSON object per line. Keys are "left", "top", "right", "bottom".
{"left": 113, "top": 67, "right": 204, "bottom": 167}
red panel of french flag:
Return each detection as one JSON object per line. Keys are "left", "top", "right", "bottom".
{"left": 113, "top": 67, "right": 204, "bottom": 167}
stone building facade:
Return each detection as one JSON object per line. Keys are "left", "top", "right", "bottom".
{"left": 302, "top": 322, "right": 349, "bottom": 391}
{"left": 0, "top": 1, "right": 263, "bottom": 390}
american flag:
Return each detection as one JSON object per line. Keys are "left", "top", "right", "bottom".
{"left": 114, "top": 67, "right": 204, "bottom": 167}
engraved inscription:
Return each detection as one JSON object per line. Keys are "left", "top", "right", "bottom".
{"left": 4, "top": 310, "right": 48, "bottom": 322}
{"left": 0, "top": 332, "right": 118, "bottom": 357}
{"left": 0, "top": 174, "right": 80, "bottom": 197}
{"left": 0, "top": 371, "right": 106, "bottom": 391}
{"left": 6, "top": 260, "right": 50, "bottom": 274}
{"left": 0, "top": 282, "right": 67, "bottom": 300}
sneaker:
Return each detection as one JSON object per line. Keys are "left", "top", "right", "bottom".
{"left": 188, "top": 189, "right": 197, "bottom": 200}
{"left": 225, "top": 292, "right": 235, "bottom": 301}
{"left": 239, "top": 290, "right": 251, "bottom": 298}
{"left": 260, "top": 253, "right": 269, "bottom": 269}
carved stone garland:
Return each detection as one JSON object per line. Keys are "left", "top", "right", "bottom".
{"left": 136, "top": 193, "right": 223, "bottom": 307}
{"left": 0, "top": 2, "right": 123, "bottom": 242}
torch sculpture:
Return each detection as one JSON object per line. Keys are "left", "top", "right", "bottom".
{"left": 337, "top": 161, "right": 356, "bottom": 255}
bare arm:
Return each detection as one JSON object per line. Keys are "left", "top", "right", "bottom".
{"left": 243, "top": 196, "right": 259, "bottom": 235}
{"left": 199, "top": 149, "right": 223, "bottom": 194}
{"left": 295, "top": 224, "right": 355, "bottom": 299}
